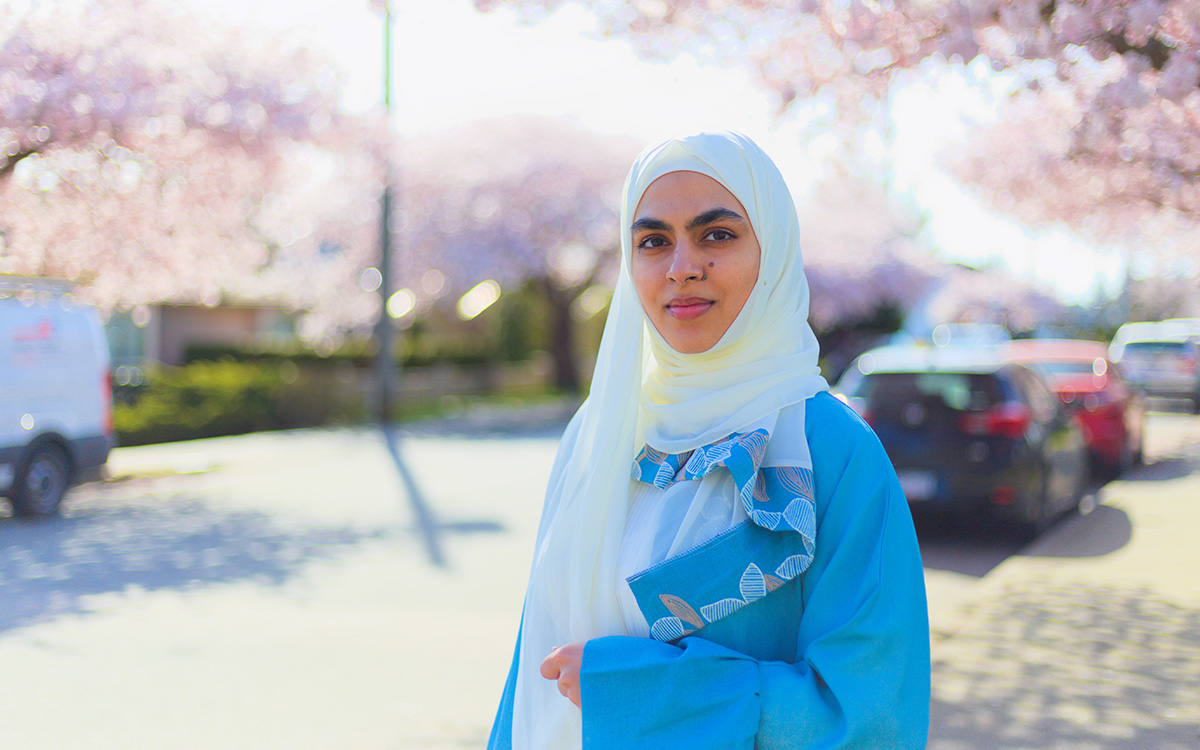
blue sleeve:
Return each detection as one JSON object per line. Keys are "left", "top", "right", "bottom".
{"left": 579, "top": 394, "right": 931, "bottom": 748}
{"left": 487, "top": 621, "right": 521, "bottom": 750}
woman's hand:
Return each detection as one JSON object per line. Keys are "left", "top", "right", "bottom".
{"left": 540, "top": 642, "right": 585, "bottom": 709}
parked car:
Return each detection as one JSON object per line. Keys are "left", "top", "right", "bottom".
{"left": 890, "top": 323, "right": 1011, "bottom": 348}
{"left": 835, "top": 344, "right": 1089, "bottom": 538}
{"left": 931, "top": 323, "right": 1011, "bottom": 347}
{"left": 1, "top": 278, "right": 114, "bottom": 516}
{"left": 1007, "top": 339, "right": 1147, "bottom": 480}
{"left": 1109, "top": 321, "right": 1200, "bottom": 414}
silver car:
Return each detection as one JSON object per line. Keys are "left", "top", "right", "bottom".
{"left": 1109, "top": 320, "right": 1200, "bottom": 414}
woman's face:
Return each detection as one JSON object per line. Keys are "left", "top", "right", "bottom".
{"left": 631, "top": 171, "right": 761, "bottom": 354}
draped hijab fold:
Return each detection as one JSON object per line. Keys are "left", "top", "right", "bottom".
{"left": 513, "top": 131, "right": 828, "bottom": 750}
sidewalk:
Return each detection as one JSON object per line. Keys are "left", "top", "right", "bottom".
{"left": 928, "top": 416, "right": 1200, "bottom": 749}
{"left": 89, "top": 405, "right": 1200, "bottom": 748}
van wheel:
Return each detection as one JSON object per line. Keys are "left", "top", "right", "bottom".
{"left": 11, "top": 444, "right": 70, "bottom": 517}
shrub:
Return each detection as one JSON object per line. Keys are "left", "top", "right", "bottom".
{"left": 114, "top": 360, "right": 365, "bottom": 446}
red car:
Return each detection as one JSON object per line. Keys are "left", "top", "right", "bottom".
{"left": 1007, "top": 339, "right": 1147, "bottom": 479}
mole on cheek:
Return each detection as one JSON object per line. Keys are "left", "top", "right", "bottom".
{"left": 709, "top": 262, "right": 715, "bottom": 267}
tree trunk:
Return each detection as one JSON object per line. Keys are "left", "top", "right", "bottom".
{"left": 539, "top": 279, "right": 581, "bottom": 393}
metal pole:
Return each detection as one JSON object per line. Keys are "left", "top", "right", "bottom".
{"left": 375, "top": 0, "right": 395, "bottom": 423}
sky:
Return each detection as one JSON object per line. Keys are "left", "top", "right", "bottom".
{"left": 196, "top": 0, "right": 1122, "bottom": 304}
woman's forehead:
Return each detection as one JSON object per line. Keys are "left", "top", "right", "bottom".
{"left": 632, "top": 170, "right": 750, "bottom": 221}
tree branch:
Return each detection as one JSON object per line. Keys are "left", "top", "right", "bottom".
{"left": 1103, "top": 31, "right": 1173, "bottom": 71}
{"left": 0, "top": 148, "right": 39, "bottom": 183}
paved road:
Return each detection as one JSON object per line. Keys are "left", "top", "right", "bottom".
{"left": 926, "top": 404, "right": 1200, "bottom": 750}
{"left": 0, "top": 401, "right": 1196, "bottom": 749}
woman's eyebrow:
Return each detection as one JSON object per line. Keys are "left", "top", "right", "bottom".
{"left": 686, "top": 207, "right": 745, "bottom": 231}
{"left": 631, "top": 208, "right": 746, "bottom": 234}
{"left": 631, "top": 217, "right": 670, "bottom": 233}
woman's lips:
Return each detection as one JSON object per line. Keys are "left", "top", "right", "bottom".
{"left": 666, "top": 297, "right": 713, "bottom": 320}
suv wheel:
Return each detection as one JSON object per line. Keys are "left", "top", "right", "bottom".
{"left": 1010, "top": 463, "right": 1051, "bottom": 543}
{"left": 11, "top": 444, "right": 70, "bottom": 517}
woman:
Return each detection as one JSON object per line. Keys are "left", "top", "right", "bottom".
{"left": 488, "top": 131, "right": 930, "bottom": 749}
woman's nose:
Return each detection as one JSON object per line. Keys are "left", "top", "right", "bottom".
{"left": 666, "top": 241, "right": 703, "bottom": 284}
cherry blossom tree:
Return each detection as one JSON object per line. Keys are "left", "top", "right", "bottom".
{"left": 796, "top": 171, "right": 941, "bottom": 332}
{"left": 792, "top": 169, "right": 1075, "bottom": 376}
{"left": 474, "top": 0, "right": 1200, "bottom": 268}
{"left": 951, "top": 75, "right": 1200, "bottom": 270}
{"left": 393, "top": 116, "right": 638, "bottom": 391}
{"left": 0, "top": 0, "right": 365, "bottom": 326}
{"left": 395, "top": 123, "right": 1060, "bottom": 387}
{"left": 919, "top": 264, "right": 1071, "bottom": 333}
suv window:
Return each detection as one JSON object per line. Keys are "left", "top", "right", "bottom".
{"left": 1030, "top": 360, "right": 1101, "bottom": 377}
{"left": 1008, "top": 366, "right": 1056, "bottom": 423}
{"left": 853, "top": 372, "right": 1006, "bottom": 413}
{"left": 1123, "top": 341, "right": 1186, "bottom": 358}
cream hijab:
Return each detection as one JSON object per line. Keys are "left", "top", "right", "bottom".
{"left": 512, "top": 131, "right": 827, "bottom": 749}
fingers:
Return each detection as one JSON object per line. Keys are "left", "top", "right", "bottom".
{"left": 540, "top": 643, "right": 584, "bottom": 709}
{"left": 539, "top": 648, "right": 561, "bottom": 680}
{"left": 561, "top": 682, "right": 581, "bottom": 708}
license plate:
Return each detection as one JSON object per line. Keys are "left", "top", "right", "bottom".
{"left": 897, "top": 470, "right": 937, "bottom": 501}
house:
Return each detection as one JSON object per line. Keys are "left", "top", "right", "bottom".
{"left": 107, "top": 302, "right": 298, "bottom": 369}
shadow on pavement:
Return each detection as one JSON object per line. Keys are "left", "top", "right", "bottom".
{"left": 379, "top": 426, "right": 509, "bottom": 569}
{"left": 382, "top": 427, "right": 446, "bottom": 568}
{"left": 0, "top": 495, "right": 386, "bottom": 634}
{"left": 1120, "top": 456, "right": 1194, "bottom": 482}
{"left": 1022, "top": 503, "right": 1133, "bottom": 559}
{"left": 1146, "top": 397, "right": 1198, "bottom": 415}
{"left": 929, "top": 580, "right": 1200, "bottom": 749}
{"left": 398, "top": 399, "right": 577, "bottom": 440}
{"left": 915, "top": 496, "right": 1135, "bottom": 577}
{"left": 914, "top": 512, "right": 1024, "bottom": 579}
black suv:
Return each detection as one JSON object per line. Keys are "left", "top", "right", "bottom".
{"left": 835, "top": 344, "right": 1089, "bottom": 537}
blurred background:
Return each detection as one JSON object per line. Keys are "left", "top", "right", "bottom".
{"left": 3, "top": 0, "right": 1197, "bottom": 437}
{"left": 2, "top": 1, "right": 1199, "bottom": 748}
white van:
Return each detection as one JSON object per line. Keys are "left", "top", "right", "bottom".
{"left": 1, "top": 277, "right": 114, "bottom": 516}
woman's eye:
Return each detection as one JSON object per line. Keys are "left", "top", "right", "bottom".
{"left": 704, "top": 229, "right": 735, "bottom": 242}
{"left": 637, "top": 235, "right": 668, "bottom": 250}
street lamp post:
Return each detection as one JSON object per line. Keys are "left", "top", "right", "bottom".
{"left": 375, "top": 0, "right": 395, "bottom": 423}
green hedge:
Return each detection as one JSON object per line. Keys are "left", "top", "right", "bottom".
{"left": 114, "top": 360, "right": 365, "bottom": 446}
{"left": 183, "top": 339, "right": 494, "bottom": 369}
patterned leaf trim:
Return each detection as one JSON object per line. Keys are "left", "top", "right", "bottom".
{"left": 631, "top": 431, "right": 818, "bottom": 596}
{"left": 776, "top": 554, "right": 813, "bottom": 580}
{"left": 660, "top": 594, "right": 704, "bottom": 629}
{"left": 777, "top": 465, "right": 814, "bottom": 499}
{"left": 653, "top": 459, "right": 678, "bottom": 488}
{"left": 682, "top": 449, "right": 710, "bottom": 476}
{"left": 738, "top": 429, "right": 769, "bottom": 465}
{"left": 739, "top": 563, "right": 767, "bottom": 602}
{"left": 702, "top": 440, "right": 736, "bottom": 465}
{"left": 752, "top": 473, "right": 770, "bottom": 503}
{"left": 783, "top": 498, "right": 816, "bottom": 546}
{"left": 750, "top": 510, "right": 782, "bottom": 529}
{"left": 630, "top": 430, "right": 816, "bottom": 537}
{"left": 700, "top": 598, "right": 746, "bottom": 622}
{"left": 645, "top": 556, "right": 810, "bottom": 642}
{"left": 643, "top": 447, "right": 668, "bottom": 465}
{"left": 650, "top": 616, "right": 690, "bottom": 642}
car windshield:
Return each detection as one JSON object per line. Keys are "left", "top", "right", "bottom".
{"left": 1029, "top": 361, "right": 1099, "bottom": 376}
{"left": 850, "top": 372, "right": 1007, "bottom": 412}
{"left": 1124, "top": 341, "right": 1186, "bottom": 356}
